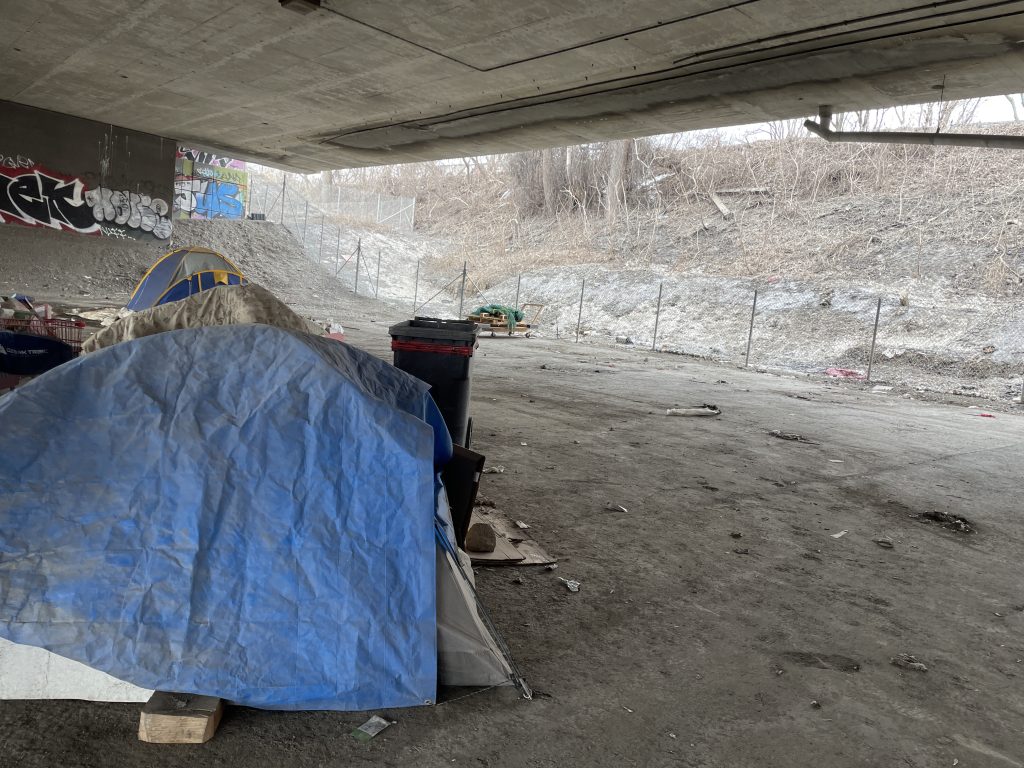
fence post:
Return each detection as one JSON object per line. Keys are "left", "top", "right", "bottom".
{"left": 317, "top": 214, "right": 325, "bottom": 265}
{"left": 336, "top": 185, "right": 341, "bottom": 215}
{"left": 375, "top": 249, "right": 382, "bottom": 298}
{"left": 458, "top": 261, "right": 467, "bottom": 318}
{"left": 866, "top": 296, "right": 882, "bottom": 382}
{"left": 354, "top": 238, "right": 361, "bottom": 295}
{"left": 376, "top": 193, "right": 382, "bottom": 225}
{"left": 281, "top": 175, "right": 287, "bottom": 224}
{"left": 744, "top": 289, "right": 758, "bottom": 367}
{"left": 302, "top": 199, "right": 309, "bottom": 246}
{"left": 413, "top": 259, "right": 420, "bottom": 315}
{"left": 652, "top": 281, "right": 663, "bottom": 352}
{"left": 514, "top": 273, "right": 521, "bottom": 309}
{"left": 576, "top": 278, "right": 586, "bottom": 343}
{"left": 334, "top": 225, "right": 341, "bottom": 275}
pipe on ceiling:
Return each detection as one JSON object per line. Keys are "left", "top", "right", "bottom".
{"left": 804, "top": 105, "right": 1024, "bottom": 149}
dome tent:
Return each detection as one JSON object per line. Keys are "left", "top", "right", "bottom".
{"left": 0, "top": 324, "right": 524, "bottom": 709}
{"left": 126, "top": 247, "right": 244, "bottom": 311}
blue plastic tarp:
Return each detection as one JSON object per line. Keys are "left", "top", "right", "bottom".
{"left": 0, "top": 325, "right": 440, "bottom": 710}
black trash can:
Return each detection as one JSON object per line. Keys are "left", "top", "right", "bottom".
{"left": 389, "top": 317, "right": 480, "bottom": 447}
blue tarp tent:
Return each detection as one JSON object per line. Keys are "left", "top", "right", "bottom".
{"left": 0, "top": 324, "right": 516, "bottom": 710}
{"left": 126, "top": 247, "right": 244, "bottom": 311}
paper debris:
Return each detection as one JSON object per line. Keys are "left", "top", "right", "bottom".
{"left": 352, "top": 715, "right": 393, "bottom": 741}
{"left": 558, "top": 578, "right": 581, "bottom": 593}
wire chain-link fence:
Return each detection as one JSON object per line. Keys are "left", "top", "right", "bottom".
{"left": 244, "top": 175, "right": 1023, "bottom": 402}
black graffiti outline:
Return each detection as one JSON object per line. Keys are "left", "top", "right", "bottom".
{"left": 0, "top": 169, "right": 100, "bottom": 234}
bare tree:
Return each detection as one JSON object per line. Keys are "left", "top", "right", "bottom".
{"left": 541, "top": 147, "right": 567, "bottom": 215}
{"left": 605, "top": 139, "right": 632, "bottom": 223}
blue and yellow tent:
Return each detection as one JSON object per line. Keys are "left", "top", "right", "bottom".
{"left": 126, "top": 247, "right": 244, "bottom": 311}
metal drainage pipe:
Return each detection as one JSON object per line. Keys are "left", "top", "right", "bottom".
{"left": 804, "top": 105, "right": 1024, "bottom": 150}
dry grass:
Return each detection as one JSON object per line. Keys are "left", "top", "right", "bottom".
{"left": 265, "top": 116, "right": 1024, "bottom": 297}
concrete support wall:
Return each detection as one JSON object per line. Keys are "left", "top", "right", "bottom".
{"left": 0, "top": 100, "right": 175, "bottom": 243}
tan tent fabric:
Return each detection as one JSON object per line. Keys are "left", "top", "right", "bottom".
{"left": 437, "top": 548, "right": 514, "bottom": 687}
{"left": 83, "top": 284, "right": 319, "bottom": 353}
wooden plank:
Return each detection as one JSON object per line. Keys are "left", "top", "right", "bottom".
{"left": 468, "top": 535, "right": 525, "bottom": 564}
{"left": 470, "top": 510, "right": 556, "bottom": 566}
{"left": 708, "top": 191, "right": 733, "bottom": 219}
{"left": 138, "top": 691, "right": 224, "bottom": 744}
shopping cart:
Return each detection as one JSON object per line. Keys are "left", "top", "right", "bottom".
{"left": 0, "top": 316, "right": 88, "bottom": 354}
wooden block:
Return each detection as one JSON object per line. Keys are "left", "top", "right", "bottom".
{"left": 138, "top": 691, "right": 224, "bottom": 744}
{"left": 468, "top": 535, "right": 526, "bottom": 564}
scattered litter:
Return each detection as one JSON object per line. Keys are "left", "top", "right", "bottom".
{"left": 871, "top": 385, "right": 893, "bottom": 393}
{"left": 482, "top": 465, "right": 506, "bottom": 474}
{"left": 769, "top": 430, "right": 819, "bottom": 445}
{"left": 514, "top": 520, "right": 530, "bottom": 529}
{"left": 573, "top": 440, "right": 580, "bottom": 445}
{"left": 810, "top": 700, "right": 822, "bottom": 709}
{"left": 729, "top": 532, "right": 743, "bottom": 539}
{"left": 994, "top": 612, "right": 1004, "bottom": 617}
{"left": 918, "top": 510, "right": 974, "bottom": 533}
{"left": 352, "top": 715, "right": 393, "bottom": 741}
{"left": 732, "top": 547, "right": 750, "bottom": 555}
{"left": 975, "top": 413, "right": 996, "bottom": 418}
{"left": 830, "top": 530, "right": 848, "bottom": 539}
{"left": 604, "top": 502, "right": 629, "bottom": 513}
{"left": 873, "top": 537, "right": 894, "bottom": 549}
{"left": 982, "top": 345, "right": 996, "bottom": 354}
{"left": 824, "top": 367, "right": 866, "bottom": 380}
{"left": 512, "top": 576, "right": 524, "bottom": 585}
{"left": 545, "top": 563, "right": 558, "bottom": 571}
{"left": 558, "top": 578, "right": 581, "bottom": 593}
{"left": 669, "top": 733, "right": 677, "bottom": 739}
{"left": 520, "top": 441, "right": 529, "bottom": 446}
{"left": 622, "top": 705, "right": 634, "bottom": 712}
{"left": 828, "top": 459, "right": 844, "bottom": 463}
{"left": 666, "top": 404, "right": 721, "bottom": 417}
{"left": 890, "top": 653, "right": 928, "bottom": 672}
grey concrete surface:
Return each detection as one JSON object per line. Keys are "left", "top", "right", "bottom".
{"left": 2, "top": 318, "right": 1022, "bottom": 767}
{"left": 3, "top": 2, "right": 1024, "bottom": 170}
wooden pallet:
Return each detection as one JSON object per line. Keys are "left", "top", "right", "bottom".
{"left": 467, "top": 312, "right": 532, "bottom": 336}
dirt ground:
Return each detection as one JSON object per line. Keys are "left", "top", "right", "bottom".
{"left": 3, "top": 296, "right": 1024, "bottom": 768}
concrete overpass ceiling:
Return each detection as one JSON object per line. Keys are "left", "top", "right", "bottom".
{"left": 2, "top": 1, "right": 1024, "bottom": 171}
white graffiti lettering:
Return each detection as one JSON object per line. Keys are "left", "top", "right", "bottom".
{"left": 0, "top": 153, "right": 34, "bottom": 170}
{"left": 100, "top": 226, "right": 133, "bottom": 240}
{"left": 84, "top": 187, "right": 172, "bottom": 239}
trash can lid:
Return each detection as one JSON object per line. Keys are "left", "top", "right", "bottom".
{"left": 388, "top": 317, "right": 480, "bottom": 342}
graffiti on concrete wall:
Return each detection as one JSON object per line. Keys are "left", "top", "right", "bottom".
{"left": 85, "top": 187, "right": 172, "bottom": 239}
{"left": 174, "top": 179, "right": 245, "bottom": 219}
{"left": 0, "top": 153, "right": 34, "bottom": 170}
{"left": 174, "top": 146, "right": 248, "bottom": 220}
{"left": 177, "top": 147, "right": 245, "bottom": 169}
{"left": 0, "top": 165, "right": 172, "bottom": 239}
